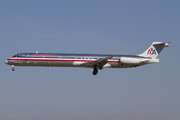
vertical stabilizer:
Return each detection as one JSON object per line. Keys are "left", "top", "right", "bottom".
{"left": 138, "top": 41, "right": 173, "bottom": 58}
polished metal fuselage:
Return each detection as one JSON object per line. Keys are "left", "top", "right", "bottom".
{"left": 5, "top": 53, "right": 149, "bottom": 69}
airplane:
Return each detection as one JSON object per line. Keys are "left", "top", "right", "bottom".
{"left": 5, "top": 41, "right": 173, "bottom": 75}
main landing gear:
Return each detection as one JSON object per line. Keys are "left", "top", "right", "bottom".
{"left": 92, "top": 68, "right": 98, "bottom": 75}
{"left": 12, "top": 65, "right": 15, "bottom": 71}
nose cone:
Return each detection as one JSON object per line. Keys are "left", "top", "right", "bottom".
{"left": 5, "top": 60, "right": 9, "bottom": 64}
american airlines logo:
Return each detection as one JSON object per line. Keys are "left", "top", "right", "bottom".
{"left": 147, "top": 48, "right": 156, "bottom": 55}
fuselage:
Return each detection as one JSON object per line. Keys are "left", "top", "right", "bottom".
{"left": 5, "top": 53, "right": 151, "bottom": 69}
{"left": 5, "top": 42, "right": 172, "bottom": 75}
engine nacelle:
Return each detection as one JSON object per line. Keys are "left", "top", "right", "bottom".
{"left": 120, "top": 57, "right": 140, "bottom": 64}
{"left": 73, "top": 62, "right": 85, "bottom": 66}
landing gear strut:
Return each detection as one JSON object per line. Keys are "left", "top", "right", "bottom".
{"left": 12, "top": 65, "right": 15, "bottom": 71}
{"left": 92, "top": 68, "right": 98, "bottom": 75}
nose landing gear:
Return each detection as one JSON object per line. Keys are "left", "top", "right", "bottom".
{"left": 12, "top": 65, "right": 15, "bottom": 71}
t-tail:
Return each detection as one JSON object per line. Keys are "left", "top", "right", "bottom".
{"left": 138, "top": 41, "right": 174, "bottom": 59}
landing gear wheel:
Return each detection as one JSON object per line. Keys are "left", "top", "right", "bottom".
{"left": 93, "top": 68, "right": 98, "bottom": 75}
{"left": 12, "top": 65, "right": 15, "bottom": 71}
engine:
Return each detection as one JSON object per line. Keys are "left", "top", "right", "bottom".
{"left": 120, "top": 57, "right": 141, "bottom": 64}
{"left": 120, "top": 57, "right": 150, "bottom": 64}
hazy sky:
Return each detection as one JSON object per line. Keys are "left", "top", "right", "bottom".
{"left": 0, "top": 0, "right": 180, "bottom": 120}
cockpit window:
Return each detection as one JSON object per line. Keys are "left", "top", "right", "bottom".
{"left": 13, "top": 53, "right": 23, "bottom": 57}
{"left": 13, "top": 54, "right": 17, "bottom": 57}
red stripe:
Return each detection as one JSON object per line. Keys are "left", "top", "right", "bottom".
{"left": 7, "top": 58, "right": 119, "bottom": 63}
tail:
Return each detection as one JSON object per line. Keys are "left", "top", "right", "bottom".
{"left": 138, "top": 41, "right": 173, "bottom": 58}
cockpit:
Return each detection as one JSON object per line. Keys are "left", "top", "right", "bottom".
{"left": 12, "top": 53, "right": 28, "bottom": 58}
{"left": 12, "top": 54, "right": 18, "bottom": 57}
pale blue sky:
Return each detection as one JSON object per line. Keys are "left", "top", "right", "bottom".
{"left": 0, "top": 0, "right": 180, "bottom": 120}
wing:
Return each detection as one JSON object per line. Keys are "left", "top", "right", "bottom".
{"left": 80, "top": 56, "right": 114, "bottom": 69}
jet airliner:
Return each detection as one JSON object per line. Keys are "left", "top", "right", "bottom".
{"left": 5, "top": 42, "right": 173, "bottom": 75}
